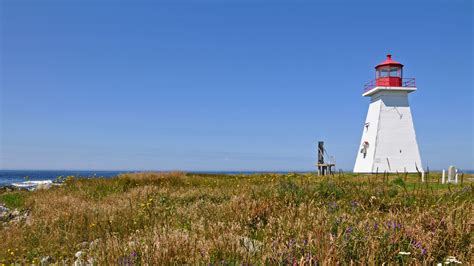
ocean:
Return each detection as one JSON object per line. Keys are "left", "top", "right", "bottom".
{"left": 0, "top": 170, "right": 130, "bottom": 187}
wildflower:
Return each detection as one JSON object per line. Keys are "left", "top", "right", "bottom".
{"left": 345, "top": 226, "right": 353, "bottom": 234}
{"left": 369, "top": 196, "right": 377, "bottom": 204}
{"left": 398, "top": 251, "right": 411, "bottom": 255}
{"left": 445, "top": 256, "right": 461, "bottom": 264}
{"left": 351, "top": 200, "right": 358, "bottom": 208}
{"left": 411, "top": 240, "right": 423, "bottom": 250}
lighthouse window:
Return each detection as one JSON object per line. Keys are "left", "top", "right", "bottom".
{"left": 390, "top": 67, "right": 401, "bottom": 77}
{"left": 379, "top": 69, "right": 389, "bottom": 77}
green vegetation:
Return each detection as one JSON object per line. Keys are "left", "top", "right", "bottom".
{"left": 0, "top": 192, "right": 27, "bottom": 209}
{"left": 0, "top": 172, "right": 472, "bottom": 264}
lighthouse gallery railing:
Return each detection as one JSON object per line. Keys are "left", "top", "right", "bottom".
{"left": 364, "top": 78, "right": 416, "bottom": 92}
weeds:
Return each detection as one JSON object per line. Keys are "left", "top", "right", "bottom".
{"left": 0, "top": 172, "right": 472, "bottom": 264}
{"left": 0, "top": 192, "right": 27, "bottom": 209}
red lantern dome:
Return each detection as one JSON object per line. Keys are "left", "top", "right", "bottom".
{"left": 375, "top": 54, "right": 403, "bottom": 87}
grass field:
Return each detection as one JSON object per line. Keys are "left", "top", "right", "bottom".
{"left": 0, "top": 172, "right": 472, "bottom": 264}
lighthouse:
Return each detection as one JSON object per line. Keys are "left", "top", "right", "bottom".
{"left": 353, "top": 54, "right": 423, "bottom": 173}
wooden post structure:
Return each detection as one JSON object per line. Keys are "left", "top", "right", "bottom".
{"left": 316, "top": 141, "right": 335, "bottom": 176}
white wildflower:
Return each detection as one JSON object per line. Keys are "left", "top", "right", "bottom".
{"left": 445, "top": 256, "right": 461, "bottom": 264}
{"left": 398, "top": 251, "right": 411, "bottom": 255}
{"left": 369, "top": 196, "right": 377, "bottom": 204}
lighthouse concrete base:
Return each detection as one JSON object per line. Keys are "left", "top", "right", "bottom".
{"left": 353, "top": 87, "right": 423, "bottom": 173}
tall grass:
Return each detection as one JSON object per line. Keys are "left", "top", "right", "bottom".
{"left": 0, "top": 172, "right": 472, "bottom": 264}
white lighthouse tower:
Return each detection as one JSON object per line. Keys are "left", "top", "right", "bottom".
{"left": 354, "top": 54, "right": 423, "bottom": 173}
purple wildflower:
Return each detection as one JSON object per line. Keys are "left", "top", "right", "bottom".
{"left": 328, "top": 201, "right": 338, "bottom": 212}
{"left": 345, "top": 226, "right": 353, "bottom": 234}
{"left": 351, "top": 200, "right": 358, "bottom": 208}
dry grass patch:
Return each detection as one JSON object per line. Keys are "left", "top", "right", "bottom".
{"left": 0, "top": 172, "right": 472, "bottom": 264}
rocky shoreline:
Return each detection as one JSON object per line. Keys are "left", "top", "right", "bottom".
{"left": 0, "top": 203, "right": 31, "bottom": 227}
{"left": 0, "top": 180, "right": 62, "bottom": 193}
{"left": 1, "top": 183, "right": 96, "bottom": 265}
{"left": 0, "top": 180, "right": 63, "bottom": 229}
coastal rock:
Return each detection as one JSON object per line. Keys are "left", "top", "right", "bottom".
{"left": 41, "top": 256, "right": 51, "bottom": 264}
{"left": 11, "top": 209, "right": 20, "bottom": 216}
{"left": 75, "top": 250, "right": 84, "bottom": 258}
{"left": 74, "top": 250, "right": 94, "bottom": 266}
{"left": 89, "top": 239, "right": 100, "bottom": 250}
{"left": 240, "top": 236, "right": 262, "bottom": 254}
{"left": 9, "top": 211, "right": 28, "bottom": 224}
{"left": 0, "top": 205, "right": 10, "bottom": 222}
{"left": 25, "top": 213, "right": 33, "bottom": 226}
{"left": 0, "top": 186, "right": 14, "bottom": 193}
{"left": 36, "top": 182, "right": 52, "bottom": 190}
{"left": 1, "top": 206, "right": 30, "bottom": 225}
{"left": 0, "top": 204, "right": 9, "bottom": 214}
{"left": 0, "top": 185, "right": 28, "bottom": 192}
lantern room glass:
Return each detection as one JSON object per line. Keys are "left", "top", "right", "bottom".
{"left": 389, "top": 66, "right": 402, "bottom": 77}
{"left": 376, "top": 66, "right": 402, "bottom": 78}
{"left": 376, "top": 66, "right": 389, "bottom": 78}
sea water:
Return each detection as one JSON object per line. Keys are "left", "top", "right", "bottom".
{"left": 0, "top": 170, "right": 129, "bottom": 188}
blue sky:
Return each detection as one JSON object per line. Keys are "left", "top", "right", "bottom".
{"left": 1, "top": 0, "right": 472, "bottom": 171}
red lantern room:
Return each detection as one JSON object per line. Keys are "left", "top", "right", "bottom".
{"left": 375, "top": 54, "right": 403, "bottom": 87}
{"left": 363, "top": 54, "right": 416, "bottom": 93}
